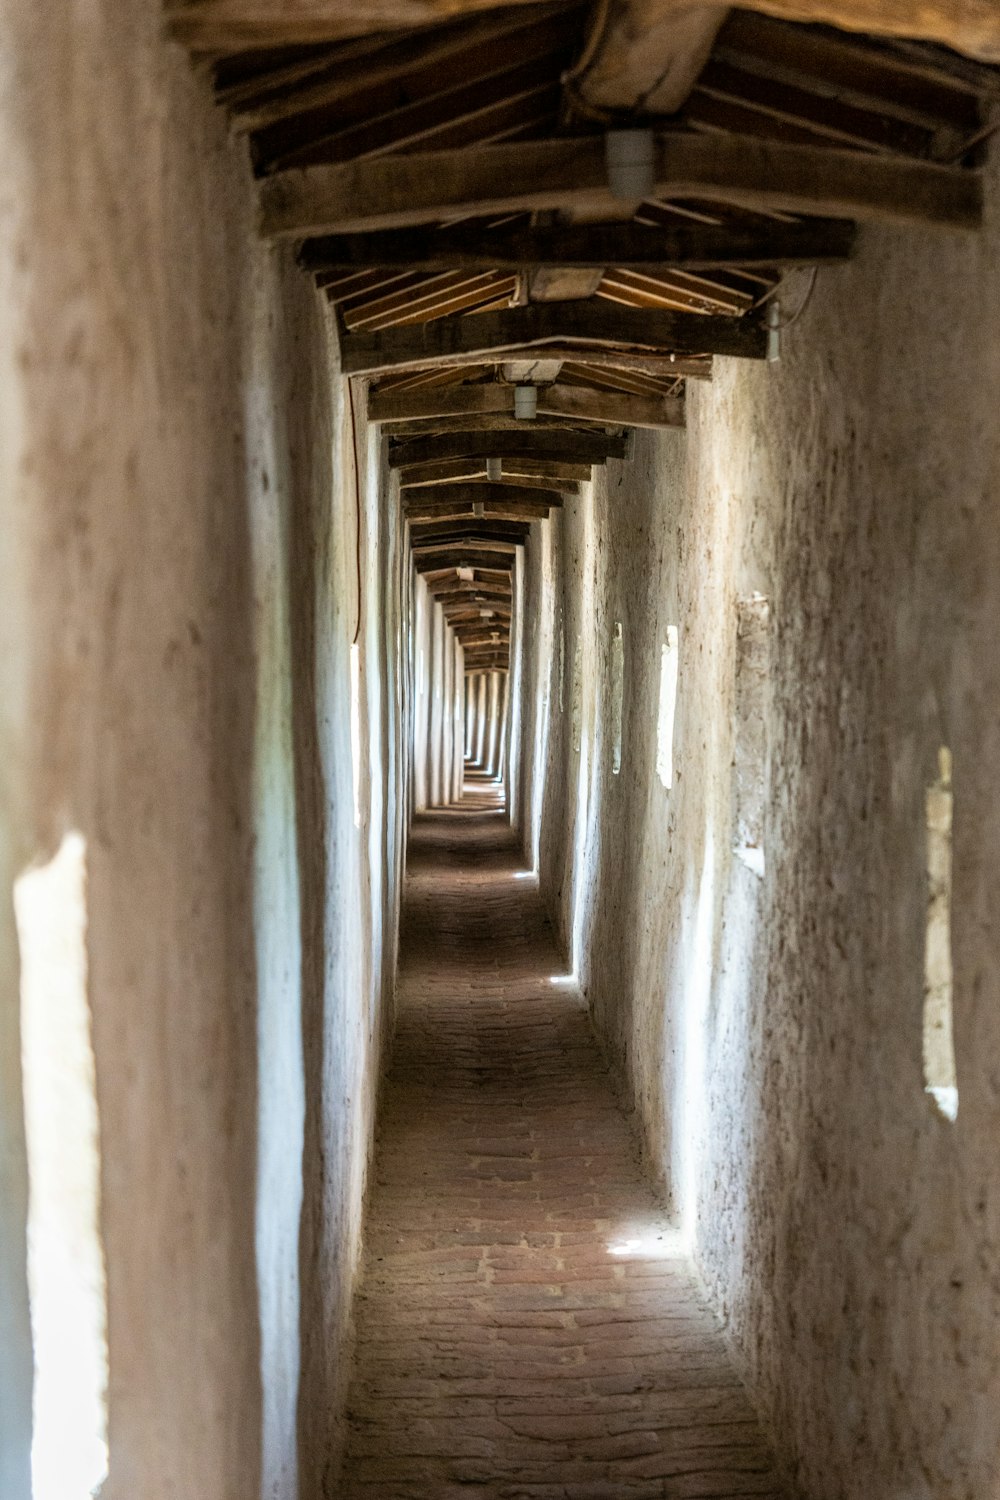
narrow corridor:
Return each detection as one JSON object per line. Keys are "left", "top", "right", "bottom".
{"left": 340, "top": 802, "right": 786, "bottom": 1499}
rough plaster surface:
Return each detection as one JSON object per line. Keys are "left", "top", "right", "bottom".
{"left": 523, "top": 150, "right": 1000, "bottom": 1498}
{"left": 0, "top": 7, "right": 403, "bottom": 1496}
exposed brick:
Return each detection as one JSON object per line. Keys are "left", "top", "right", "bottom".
{"left": 339, "top": 809, "right": 786, "bottom": 1499}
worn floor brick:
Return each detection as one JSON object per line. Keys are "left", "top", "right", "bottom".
{"left": 340, "top": 802, "right": 787, "bottom": 1500}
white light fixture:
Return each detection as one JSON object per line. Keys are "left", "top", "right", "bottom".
{"left": 457, "top": 566, "right": 474, "bottom": 582}
{"left": 486, "top": 457, "right": 502, "bottom": 482}
{"left": 514, "top": 384, "right": 537, "bottom": 420}
{"left": 474, "top": 500, "right": 484, "bottom": 517}
{"left": 767, "top": 300, "right": 781, "bottom": 364}
{"left": 480, "top": 609, "right": 493, "bottom": 619}
{"left": 605, "top": 129, "right": 656, "bottom": 201}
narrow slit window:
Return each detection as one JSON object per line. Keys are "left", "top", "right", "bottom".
{"left": 15, "top": 832, "right": 110, "bottom": 1500}
{"left": 733, "top": 595, "right": 769, "bottom": 877}
{"left": 571, "top": 636, "right": 583, "bottom": 754}
{"left": 656, "top": 626, "right": 679, "bottom": 790}
{"left": 350, "top": 641, "right": 363, "bottom": 829}
{"left": 924, "top": 747, "right": 957, "bottom": 1121}
{"left": 611, "top": 622, "right": 624, "bottom": 776}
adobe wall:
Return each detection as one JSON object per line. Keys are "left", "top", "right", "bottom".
{"left": 530, "top": 147, "right": 1000, "bottom": 1497}
{"left": 0, "top": 4, "right": 403, "bottom": 1496}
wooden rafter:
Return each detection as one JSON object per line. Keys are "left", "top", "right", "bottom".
{"left": 167, "top": 0, "right": 1000, "bottom": 62}
{"left": 401, "top": 458, "right": 589, "bottom": 486}
{"left": 261, "top": 134, "right": 981, "bottom": 238}
{"left": 341, "top": 302, "right": 766, "bottom": 376}
{"left": 372, "top": 379, "right": 684, "bottom": 431}
{"left": 401, "top": 481, "right": 564, "bottom": 509}
{"left": 299, "top": 216, "right": 858, "bottom": 272}
{"left": 388, "top": 427, "right": 631, "bottom": 468}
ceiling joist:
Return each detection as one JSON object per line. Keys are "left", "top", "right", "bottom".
{"left": 261, "top": 133, "right": 982, "bottom": 239}
{"left": 401, "top": 481, "right": 564, "bottom": 509}
{"left": 372, "top": 379, "right": 684, "bottom": 432}
{"left": 342, "top": 302, "right": 766, "bottom": 376}
{"left": 168, "top": 0, "right": 1000, "bottom": 63}
{"left": 388, "top": 426, "right": 631, "bottom": 468}
{"left": 301, "top": 216, "right": 858, "bottom": 273}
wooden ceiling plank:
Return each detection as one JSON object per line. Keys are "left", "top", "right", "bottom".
{"left": 693, "top": 57, "right": 936, "bottom": 156}
{"left": 595, "top": 270, "right": 751, "bottom": 316}
{"left": 715, "top": 11, "right": 983, "bottom": 127}
{"left": 261, "top": 133, "right": 981, "bottom": 239}
{"left": 388, "top": 277, "right": 517, "bottom": 327}
{"left": 260, "top": 54, "right": 569, "bottom": 172}
{"left": 344, "top": 271, "right": 512, "bottom": 330}
{"left": 230, "top": 3, "right": 582, "bottom": 131}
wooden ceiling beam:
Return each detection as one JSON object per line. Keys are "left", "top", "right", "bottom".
{"left": 414, "top": 547, "right": 516, "bottom": 572}
{"left": 261, "top": 134, "right": 981, "bottom": 239}
{"left": 401, "top": 458, "right": 589, "bottom": 486}
{"left": 409, "top": 519, "right": 531, "bottom": 542}
{"left": 373, "top": 380, "right": 684, "bottom": 431}
{"left": 342, "top": 302, "right": 766, "bottom": 376}
{"left": 383, "top": 413, "right": 608, "bottom": 437}
{"left": 401, "top": 480, "right": 565, "bottom": 509}
{"left": 389, "top": 427, "right": 631, "bottom": 469}
{"left": 169, "top": 0, "right": 1000, "bottom": 63}
{"left": 300, "top": 216, "right": 858, "bottom": 273}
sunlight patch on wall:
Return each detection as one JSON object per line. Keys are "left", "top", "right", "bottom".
{"left": 733, "top": 594, "right": 769, "bottom": 878}
{"left": 924, "top": 747, "right": 957, "bottom": 1122}
{"left": 656, "top": 627, "right": 679, "bottom": 790}
{"left": 351, "top": 641, "right": 363, "bottom": 829}
{"left": 15, "top": 833, "right": 109, "bottom": 1500}
{"left": 611, "top": 622, "right": 624, "bottom": 776}
{"left": 571, "top": 636, "right": 583, "bottom": 754}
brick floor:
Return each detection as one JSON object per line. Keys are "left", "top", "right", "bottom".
{"left": 340, "top": 801, "right": 787, "bottom": 1500}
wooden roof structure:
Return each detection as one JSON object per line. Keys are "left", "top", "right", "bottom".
{"left": 172, "top": 0, "right": 998, "bottom": 674}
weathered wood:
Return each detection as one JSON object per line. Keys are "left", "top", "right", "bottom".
{"left": 371, "top": 346, "right": 709, "bottom": 382}
{"left": 343, "top": 302, "right": 766, "bottom": 377}
{"left": 373, "top": 379, "right": 685, "bottom": 431}
{"left": 409, "top": 520, "right": 531, "bottom": 543}
{"left": 168, "top": 0, "right": 1000, "bottom": 62}
{"left": 406, "top": 500, "right": 552, "bottom": 520}
{"left": 529, "top": 267, "right": 605, "bottom": 302}
{"left": 301, "top": 217, "right": 858, "bottom": 273}
{"left": 384, "top": 414, "right": 606, "bottom": 437}
{"left": 262, "top": 134, "right": 981, "bottom": 239}
{"left": 579, "top": 4, "right": 730, "bottom": 113}
{"left": 229, "top": 3, "right": 580, "bottom": 131}
{"left": 414, "top": 546, "right": 516, "bottom": 572}
{"left": 389, "top": 427, "right": 630, "bottom": 469}
{"left": 401, "top": 481, "right": 564, "bottom": 509}
{"left": 401, "top": 459, "right": 588, "bottom": 486}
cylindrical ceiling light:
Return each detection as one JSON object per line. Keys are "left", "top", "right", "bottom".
{"left": 473, "top": 500, "right": 484, "bottom": 517}
{"left": 514, "top": 384, "right": 537, "bottom": 420}
{"left": 486, "top": 457, "right": 502, "bottom": 481}
{"left": 605, "top": 128, "right": 656, "bottom": 202}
